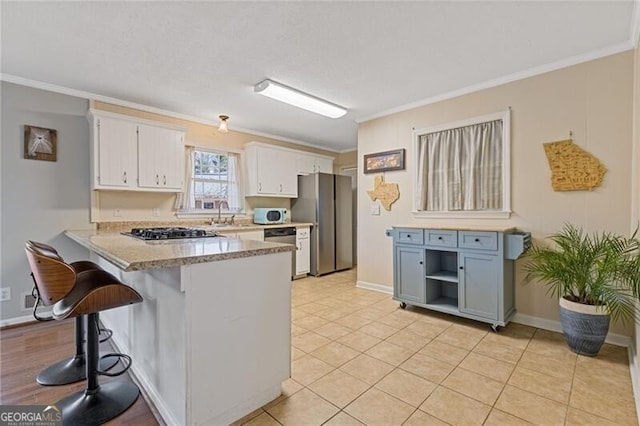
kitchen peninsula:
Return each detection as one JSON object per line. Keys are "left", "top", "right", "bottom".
{"left": 65, "top": 229, "right": 294, "bottom": 425}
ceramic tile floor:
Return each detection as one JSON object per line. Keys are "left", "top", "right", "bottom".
{"left": 233, "top": 269, "right": 638, "bottom": 426}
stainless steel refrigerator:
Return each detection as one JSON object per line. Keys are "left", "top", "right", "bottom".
{"left": 291, "top": 173, "right": 353, "bottom": 276}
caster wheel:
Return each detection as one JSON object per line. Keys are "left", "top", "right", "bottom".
{"left": 491, "top": 324, "right": 500, "bottom": 333}
{"left": 399, "top": 302, "right": 407, "bottom": 309}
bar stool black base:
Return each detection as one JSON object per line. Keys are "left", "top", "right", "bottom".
{"left": 36, "top": 353, "right": 118, "bottom": 386}
{"left": 56, "top": 381, "right": 139, "bottom": 426}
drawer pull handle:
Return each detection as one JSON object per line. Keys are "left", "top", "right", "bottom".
{"left": 407, "top": 234, "right": 411, "bottom": 238}
{"left": 419, "top": 261, "right": 423, "bottom": 265}
{"left": 459, "top": 266, "right": 464, "bottom": 270}
{"left": 474, "top": 238, "right": 480, "bottom": 242}
{"left": 438, "top": 236, "right": 443, "bottom": 240}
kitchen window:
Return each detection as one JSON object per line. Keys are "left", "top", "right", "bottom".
{"left": 177, "top": 147, "right": 243, "bottom": 214}
{"left": 413, "top": 110, "right": 511, "bottom": 219}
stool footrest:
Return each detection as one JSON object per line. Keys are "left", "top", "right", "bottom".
{"left": 96, "top": 353, "right": 132, "bottom": 377}
{"left": 98, "top": 327, "right": 112, "bottom": 343}
{"left": 56, "top": 381, "right": 139, "bottom": 426}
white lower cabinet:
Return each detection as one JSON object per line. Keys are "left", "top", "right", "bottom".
{"left": 296, "top": 227, "right": 310, "bottom": 276}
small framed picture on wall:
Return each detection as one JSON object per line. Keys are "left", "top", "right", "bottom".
{"left": 363, "top": 148, "right": 405, "bottom": 174}
{"left": 24, "top": 125, "right": 57, "bottom": 162}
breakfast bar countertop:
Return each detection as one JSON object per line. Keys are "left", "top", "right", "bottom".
{"left": 64, "top": 229, "right": 295, "bottom": 272}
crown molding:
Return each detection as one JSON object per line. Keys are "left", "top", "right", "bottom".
{"left": 356, "top": 41, "right": 634, "bottom": 124}
{"left": 338, "top": 147, "right": 357, "bottom": 154}
{"left": 0, "top": 73, "right": 343, "bottom": 153}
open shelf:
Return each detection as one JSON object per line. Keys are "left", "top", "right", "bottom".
{"left": 425, "top": 270, "right": 458, "bottom": 283}
{"left": 424, "top": 297, "right": 459, "bottom": 315}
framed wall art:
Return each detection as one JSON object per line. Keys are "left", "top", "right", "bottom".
{"left": 24, "top": 125, "right": 57, "bottom": 162}
{"left": 363, "top": 148, "right": 405, "bottom": 174}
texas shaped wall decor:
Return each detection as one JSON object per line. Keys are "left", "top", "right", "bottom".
{"left": 367, "top": 175, "right": 400, "bottom": 211}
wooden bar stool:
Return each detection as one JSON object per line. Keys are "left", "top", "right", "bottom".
{"left": 26, "top": 241, "right": 116, "bottom": 386}
{"left": 25, "top": 244, "right": 143, "bottom": 425}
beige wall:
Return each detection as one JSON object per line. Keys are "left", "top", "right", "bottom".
{"left": 92, "top": 102, "right": 338, "bottom": 222}
{"left": 357, "top": 51, "right": 634, "bottom": 336}
{"left": 334, "top": 150, "right": 358, "bottom": 172}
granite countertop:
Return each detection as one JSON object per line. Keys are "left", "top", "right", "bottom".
{"left": 96, "top": 221, "right": 314, "bottom": 232}
{"left": 65, "top": 229, "right": 295, "bottom": 272}
{"left": 393, "top": 224, "right": 516, "bottom": 232}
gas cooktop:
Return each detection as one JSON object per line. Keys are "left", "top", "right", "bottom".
{"left": 123, "top": 227, "right": 217, "bottom": 240}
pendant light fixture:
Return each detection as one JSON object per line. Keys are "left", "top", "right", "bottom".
{"left": 254, "top": 79, "right": 347, "bottom": 119}
{"left": 218, "top": 115, "right": 229, "bottom": 133}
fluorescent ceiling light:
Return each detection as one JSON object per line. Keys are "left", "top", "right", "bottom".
{"left": 254, "top": 79, "right": 347, "bottom": 119}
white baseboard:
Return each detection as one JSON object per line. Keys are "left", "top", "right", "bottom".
{"left": 629, "top": 343, "right": 640, "bottom": 421}
{"left": 0, "top": 313, "right": 48, "bottom": 328}
{"left": 512, "top": 312, "right": 631, "bottom": 347}
{"left": 101, "top": 316, "right": 180, "bottom": 426}
{"left": 356, "top": 280, "right": 393, "bottom": 294}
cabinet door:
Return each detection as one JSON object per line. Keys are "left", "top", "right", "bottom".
{"left": 296, "top": 227, "right": 310, "bottom": 275}
{"left": 255, "top": 147, "right": 281, "bottom": 194}
{"left": 96, "top": 116, "right": 137, "bottom": 188}
{"left": 296, "top": 154, "right": 316, "bottom": 175}
{"left": 316, "top": 157, "right": 333, "bottom": 173}
{"left": 163, "top": 131, "right": 185, "bottom": 190}
{"left": 278, "top": 150, "right": 298, "bottom": 196}
{"left": 394, "top": 245, "right": 425, "bottom": 304}
{"left": 138, "top": 124, "right": 184, "bottom": 190}
{"left": 458, "top": 252, "right": 499, "bottom": 320}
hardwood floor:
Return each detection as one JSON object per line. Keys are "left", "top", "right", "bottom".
{"left": 0, "top": 318, "right": 159, "bottom": 425}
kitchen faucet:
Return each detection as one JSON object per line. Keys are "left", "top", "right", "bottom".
{"left": 209, "top": 204, "right": 224, "bottom": 225}
{"left": 209, "top": 206, "right": 234, "bottom": 225}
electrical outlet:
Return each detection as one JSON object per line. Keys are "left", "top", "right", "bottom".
{"left": 0, "top": 287, "right": 10, "bottom": 302}
{"left": 113, "top": 208, "right": 122, "bottom": 217}
{"left": 152, "top": 208, "right": 160, "bottom": 217}
{"left": 371, "top": 203, "right": 380, "bottom": 216}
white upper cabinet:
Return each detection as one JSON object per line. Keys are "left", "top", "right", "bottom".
{"left": 245, "top": 142, "right": 335, "bottom": 198}
{"left": 138, "top": 124, "right": 184, "bottom": 190}
{"left": 245, "top": 143, "right": 298, "bottom": 197}
{"left": 296, "top": 153, "right": 334, "bottom": 175}
{"left": 89, "top": 110, "right": 186, "bottom": 192}
{"left": 92, "top": 114, "right": 138, "bottom": 189}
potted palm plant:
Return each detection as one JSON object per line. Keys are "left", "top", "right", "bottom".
{"left": 524, "top": 224, "right": 640, "bottom": 356}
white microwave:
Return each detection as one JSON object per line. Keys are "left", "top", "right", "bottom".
{"left": 253, "top": 208, "right": 288, "bottom": 224}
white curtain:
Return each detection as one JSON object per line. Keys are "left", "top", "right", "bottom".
{"left": 417, "top": 119, "right": 502, "bottom": 211}
{"left": 175, "top": 145, "right": 196, "bottom": 210}
{"left": 227, "top": 153, "right": 242, "bottom": 211}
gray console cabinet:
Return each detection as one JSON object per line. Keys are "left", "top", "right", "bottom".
{"left": 390, "top": 226, "right": 529, "bottom": 330}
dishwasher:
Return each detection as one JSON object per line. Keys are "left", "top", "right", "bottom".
{"left": 264, "top": 227, "right": 297, "bottom": 279}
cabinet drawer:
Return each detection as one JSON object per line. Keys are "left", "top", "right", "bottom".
{"left": 459, "top": 231, "right": 498, "bottom": 251}
{"left": 297, "top": 228, "right": 310, "bottom": 239}
{"left": 425, "top": 230, "right": 457, "bottom": 248}
{"left": 396, "top": 229, "right": 424, "bottom": 245}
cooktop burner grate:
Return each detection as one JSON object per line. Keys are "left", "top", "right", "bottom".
{"left": 124, "top": 227, "right": 215, "bottom": 240}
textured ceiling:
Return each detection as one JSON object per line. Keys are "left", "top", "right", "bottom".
{"left": 1, "top": 1, "right": 637, "bottom": 152}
